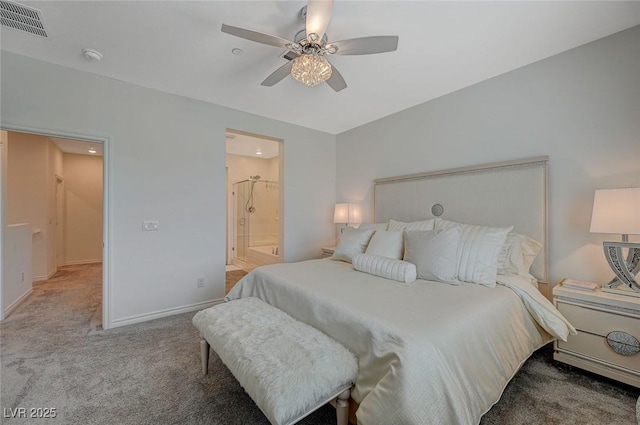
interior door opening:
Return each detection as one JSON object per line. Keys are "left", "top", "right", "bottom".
{"left": 225, "top": 129, "right": 283, "bottom": 292}
{"left": 0, "top": 129, "right": 106, "bottom": 327}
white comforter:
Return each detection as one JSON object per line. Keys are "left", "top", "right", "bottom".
{"left": 226, "top": 259, "right": 574, "bottom": 425}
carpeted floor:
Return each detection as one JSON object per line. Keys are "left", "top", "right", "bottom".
{"left": 1, "top": 264, "right": 638, "bottom": 424}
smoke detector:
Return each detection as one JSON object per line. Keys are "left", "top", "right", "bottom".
{"left": 0, "top": 0, "right": 48, "bottom": 38}
{"left": 82, "top": 48, "right": 103, "bottom": 62}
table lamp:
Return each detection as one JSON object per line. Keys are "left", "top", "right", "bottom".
{"left": 333, "top": 203, "right": 362, "bottom": 234}
{"left": 590, "top": 188, "right": 640, "bottom": 295}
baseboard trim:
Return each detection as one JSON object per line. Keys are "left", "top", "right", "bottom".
{"left": 3, "top": 288, "right": 33, "bottom": 318}
{"left": 64, "top": 259, "right": 102, "bottom": 266}
{"left": 33, "top": 268, "right": 57, "bottom": 282}
{"left": 110, "top": 298, "right": 224, "bottom": 329}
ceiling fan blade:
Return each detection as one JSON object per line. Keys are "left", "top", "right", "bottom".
{"left": 332, "top": 36, "right": 399, "bottom": 55}
{"left": 221, "top": 24, "right": 291, "bottom": 49}
{"left": 306, "top": 0, "right": 334, "bottom": 40}
{"left": 326, "top": 62, "right": 347, "bottom": 92}
{"left": 261, "top": 61, "right": 294, "bottom": 87}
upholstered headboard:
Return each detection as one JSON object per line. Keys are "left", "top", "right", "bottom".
{"left": 374, "top": 156, "right": 549, "bottom": 281}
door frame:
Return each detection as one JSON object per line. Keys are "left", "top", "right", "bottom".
{"left": 55, "top": 174, "right": 65, "bottom": 268}
{"left": 0, "top": 123, "right": 111, "bottom": 328}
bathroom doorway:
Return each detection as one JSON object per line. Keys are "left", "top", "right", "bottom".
{"left": 226, "top": 130, "right": 282, "bottom": 279}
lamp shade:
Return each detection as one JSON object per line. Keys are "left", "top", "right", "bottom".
{"left": 590, "top": 188, "right": 640, "bottom": 235}
{"left": 333, "top": 203, "right": 362, "bottom": 225}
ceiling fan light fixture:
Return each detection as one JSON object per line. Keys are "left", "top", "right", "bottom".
{"left": 291, "top": 54, "right": 332, "bottom": 87}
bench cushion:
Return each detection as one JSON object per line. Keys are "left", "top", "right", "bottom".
{"left": 193, "top": 297, "right": 358, "bottom": 425}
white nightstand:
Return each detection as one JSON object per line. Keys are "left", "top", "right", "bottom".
{"left": 321, "top": 247, "right": 336, "bottom": 258}
{"left": 553, "top": 284, "right": 640, "bottom": 388}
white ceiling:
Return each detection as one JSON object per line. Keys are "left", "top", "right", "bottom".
{"left": 226, "top": 132, "right": 280, "bottom": 159}
{"left": 50, "top": 137, "right": 103, "bottom": 157}
{"left": 2, "top": 1, "right": 640, "bottom": 135}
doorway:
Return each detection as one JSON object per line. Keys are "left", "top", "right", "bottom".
{"left": 0, "top": 128, "right": 108, "bottom": 326}
{"left": 225, "top": 130, "right": 282, "bottom": 280}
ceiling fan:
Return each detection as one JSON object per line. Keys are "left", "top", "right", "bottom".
{"left": 221, "top": 0, "right": 399, "bottom": 92}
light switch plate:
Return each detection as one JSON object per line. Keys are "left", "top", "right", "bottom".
{"left": 142, "top": 220, "right": 159, "bottom": 231}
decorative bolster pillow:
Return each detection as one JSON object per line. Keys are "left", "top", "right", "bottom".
{"left": 352, "top": 253, "right": 417, "bottom": 283}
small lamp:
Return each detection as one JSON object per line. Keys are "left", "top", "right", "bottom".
{"left": 590, "top": 188, "right": 640, "bottom": 295}
{"left": 333, "top": 203, "right": 362, "bottom": 233}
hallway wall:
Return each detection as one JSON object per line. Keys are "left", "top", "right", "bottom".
{"left": 62, "top": 153, "right": 103, "bottom": 265}
{"left": 6, "top": 132, "right": 62, "bottom": 280}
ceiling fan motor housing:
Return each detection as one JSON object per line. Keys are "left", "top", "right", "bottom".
{"left": 294, "top": 29, "right": 328, "bottom": 45}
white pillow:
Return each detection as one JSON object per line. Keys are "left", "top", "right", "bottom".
{"left": 352, "top": 254, "right": 417, "bottom": 283}
{"left": 357, "top": 222, "right": 389, "bottom": 231}
{"left": 437, "top": 219, "right": 513, "bottom": 287}
{"left": 403, "top": 228, "right": 460, "bottom": 283}
{"left": 520, "top": 235, "right": 543, "bottom": 273}
{"left": 365, "top": 230, "right": 404, "bottom": 260}
{"left": 388, "top": 218, "right": 435, "bottom": 232}
{"left": 498, "top": 233, "right": 543, "bottom": 277}
{"left": 331, "top": 227, "right": 375, "bottom": 263}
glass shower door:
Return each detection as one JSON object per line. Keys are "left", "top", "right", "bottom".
{"left": 248, "top": 181, "right": 279, "bottom": 247}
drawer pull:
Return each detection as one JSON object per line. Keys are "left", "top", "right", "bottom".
{"left": 605, "top": 331, "right": 640, "bottom": 356}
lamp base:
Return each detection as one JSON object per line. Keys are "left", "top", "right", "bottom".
{"left": 601, "top": 283, "right": 640, "bottom": 298}
{"left": 602, "top": 241, "right": 640, "bottom": 295}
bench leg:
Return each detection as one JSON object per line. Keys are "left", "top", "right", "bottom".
{"left": 200, "top": 337, "right": 210, "bottom": 375}
{"left": 336, "top": 388, "right": 351, "bottom": 425}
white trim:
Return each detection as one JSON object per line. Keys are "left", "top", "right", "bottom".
{"left": 102, "top": 132, "right": 111, "bottom": 329}
{"left": 0, "top": 123, "right": 111, "bottom": 328}
{"left": 0, "top": 130, "right": 5, "bottom": 321}
{"left": 226, "top": 165, "right": 232, "bottom": 264}
{"left": 110, "top": 298, "right": 224, "bottom": 328}
{"left": 33, "top": 268, "right": 58, "bottom": 282}
{"left": 374, "top": 156, "right": 550, "bottom": 184}
{"left": 64, "top": 259, "right": 102, "bottom": 266}
{"left": 55, "top": 174, "right": 64, "bottom": 268}
{"left": 4, "top": 288, "right": 33, "bottom": 317}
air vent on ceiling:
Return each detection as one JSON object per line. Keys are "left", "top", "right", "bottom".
{"left": 0, "top": 0, "right": 48, "bottom": 38}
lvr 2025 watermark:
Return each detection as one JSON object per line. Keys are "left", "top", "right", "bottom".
{"left": 3, "top": 407, "right": 57, "bottom": 419}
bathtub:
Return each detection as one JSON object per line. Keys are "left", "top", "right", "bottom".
{"left": 246, "top": 245, "right": 280, "bottom": 268}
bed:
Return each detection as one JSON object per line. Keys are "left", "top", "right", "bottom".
{"left": 226, "top": 156, "right": 575, "bottom": 425}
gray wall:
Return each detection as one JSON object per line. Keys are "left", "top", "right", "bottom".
{"left": 1, "top": 52, "right": 336, "bottom": 327}
{"left": 336, "top": 25, "right": 640, "bottom": 285}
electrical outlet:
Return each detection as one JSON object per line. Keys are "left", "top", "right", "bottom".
{"left": 197, "top": 277, "right": 205, "bottom": 288}
{"left": 142, "top": 220, "right": 160, "bottom": 231}
{"left": 21, "top": 272, "right": 24, "bottom": 282}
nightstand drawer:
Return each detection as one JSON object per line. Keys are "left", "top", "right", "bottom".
{"left": 557, "top": 331, "right": 640, "bottom": 372}
{"left": 557, "top": 301, "right": 639, "bottom": 337}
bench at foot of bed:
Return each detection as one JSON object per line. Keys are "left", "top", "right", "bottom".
{"left": 193, "top": 297, "right": 358, "bottom": 425}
